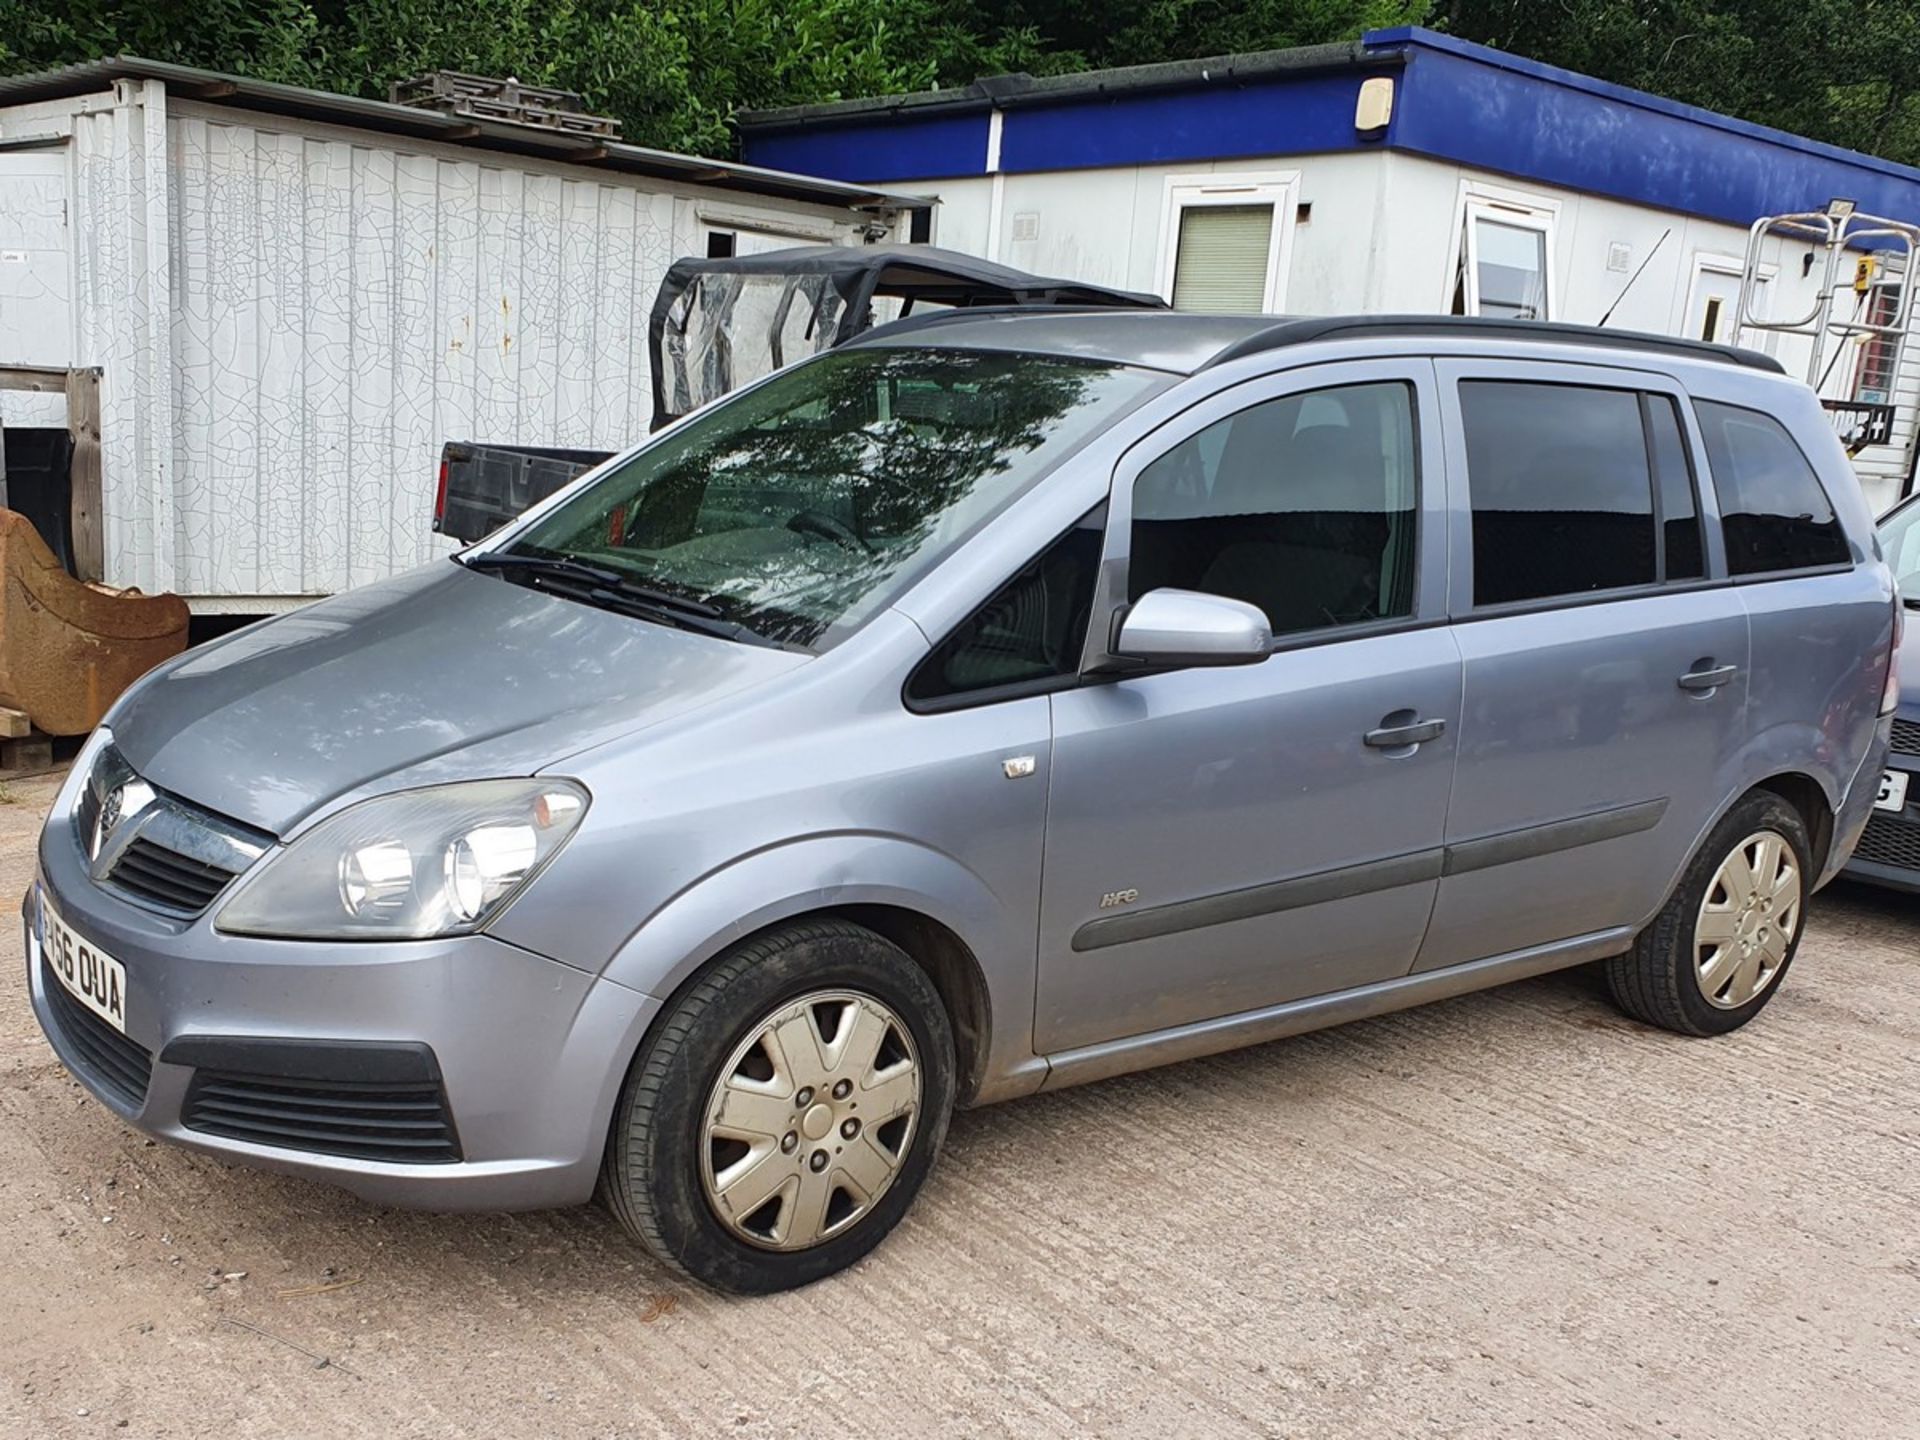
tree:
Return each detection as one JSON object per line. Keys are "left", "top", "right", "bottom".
{"left": 1, "top": 0, "right": 1917, "bottom": 165}
{"left": 1431, "top": 0, "right": 1920, "bottom": 166}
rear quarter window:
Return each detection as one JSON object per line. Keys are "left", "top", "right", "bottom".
{"left": 1694, "top": 401, "right": 1850, "bottom": 576}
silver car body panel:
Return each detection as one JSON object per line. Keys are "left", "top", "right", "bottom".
{"left": 29, "top": 313, "right": 1897, "bottom": 1204}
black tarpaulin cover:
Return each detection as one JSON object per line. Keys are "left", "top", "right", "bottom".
{"left": 647, "top": 243, "right": 1165, "bottom": 427}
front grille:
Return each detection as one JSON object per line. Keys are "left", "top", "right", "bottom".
{"left": 1853, "top": 810, "right": 1920, "bottom": 872}
{"left": 40, "top": 960, "right": 153, "bottom": 1110}
{"left": 107, "top": 837, "right": 239, "bottom": 916}
{"left": 182, "top": 1071, "right": 463, "bottom": 1164}
{"left": 1892, "top": 716, "right": 1920, "bottom": 757}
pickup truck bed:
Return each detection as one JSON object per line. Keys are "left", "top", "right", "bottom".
{"left": 434, "top": 442, "right": 612, "bottom": 544}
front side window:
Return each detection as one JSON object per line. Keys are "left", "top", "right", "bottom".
{"left": 500, "top": 348, "right": 1159, "bottom": 649}
{"left": 1462, "top": 382, "right": 1656, "bottom": 606}
{"left": 1695, "top": 401, "right": 1850, "bottom": 576}
{"left": 906, "top": 514, "right": 1104, "bottom": 705}
{"left": 1128, "top": 381, "right": 1418, "bottom": 638}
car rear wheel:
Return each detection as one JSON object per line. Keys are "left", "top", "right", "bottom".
{"left": 602, "top": 918, "right": 955, "bottom": 1294}
{"left": 1605, "top": 791, "right": 1811, "bottom": 1036}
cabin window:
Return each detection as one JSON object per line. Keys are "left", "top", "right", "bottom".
{"left": 1158, "top": 174, "right": 1298, "bottom": 315}
{"left": 1854, "top": 283, "right": 1901, "bottom": 404}
{"left": 1449, "top": 187, "right": 1558, "bottom": 321}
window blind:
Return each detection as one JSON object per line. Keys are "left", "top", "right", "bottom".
{"left": 1171, "top": 203, "right": 1275, "bottom": 314}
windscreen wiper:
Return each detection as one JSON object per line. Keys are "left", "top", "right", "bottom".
{"left": 461, "top": 551, "right": 723, "bottom": 616}
{"left": 461, "top": 550, "right": 741, "bottom": 618}
{"left": 459, "top": 551, "right": 780, "bottom": 647}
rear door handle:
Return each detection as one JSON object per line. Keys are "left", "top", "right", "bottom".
{"left": 1364, "top": 717, "right": 1447, "bottom": 748}
{"left": 1678, "top": 663, "right": 1738, "bottom": 692}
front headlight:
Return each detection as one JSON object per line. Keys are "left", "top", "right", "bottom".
{"left": 215, "top": 779, "right": 589, "bottom": 939}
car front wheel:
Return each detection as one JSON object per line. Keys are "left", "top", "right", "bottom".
{"left": 602, "top": 918, "right": 955, "bottom": 1294}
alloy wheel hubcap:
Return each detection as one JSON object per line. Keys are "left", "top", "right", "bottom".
{"left": 1694, "top": 829, "right": 1800, "bottom": 1010}
{"left": 700, "top": 990, "right": 921, "bottom": 1251}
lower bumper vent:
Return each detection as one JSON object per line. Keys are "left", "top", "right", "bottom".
{"left": 182, "top": 1070, "right": 462, "bottom": 1164}
{"left": 41, "top": 960, "right": 153, "bottom": 1110}
{"left": 1853, "top": 810, "right": 1920, "bottom": 873}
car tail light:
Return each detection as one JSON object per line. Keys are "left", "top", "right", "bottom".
{"left": 433, "top": 456, "right": 450, "bottom": 529}
{"left": 1883, "top": 594, "right": 1904, "bottom": 715}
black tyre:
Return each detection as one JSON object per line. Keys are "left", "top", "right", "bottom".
{"left": 1605, "top": 791, "right": 1812, "bottom": 1036}
{"left": 602, "top": 918, "right": 956, "bottom": 1294}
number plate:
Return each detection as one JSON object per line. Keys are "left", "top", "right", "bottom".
{"left": 38, "top": 893, "right": 128, "bottom": 1034}
{"left": 1875, "top": 769, "right": 1910, "bottom": 814}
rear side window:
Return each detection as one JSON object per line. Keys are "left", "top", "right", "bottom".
{"left": 1461, "top": 382, "right": 1656, "bottom": 605}
{"left": 1127, "top": 381, "right": 1418, "bottom": 639}
{"left": 1695, "top": 401, "right": 1850, "bottom": 575}
{"left": 1646, "top": 396, "right": 1705, "bottom": 581}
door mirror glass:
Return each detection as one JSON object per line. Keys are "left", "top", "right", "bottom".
{"left": 1113, "top": 588, "right": 1272, "bottom": 667}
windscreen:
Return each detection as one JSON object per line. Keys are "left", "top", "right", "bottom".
{"left": 505, "top": 347, "right": 1160, "bottom": 649}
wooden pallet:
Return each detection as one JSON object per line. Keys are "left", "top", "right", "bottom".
{"left": 389, "top": 70, "right": 622, "bottom": 139}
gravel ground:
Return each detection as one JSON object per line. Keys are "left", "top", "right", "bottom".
{"left": 2, "top": 769, "right": 1917, "bottom": 1439}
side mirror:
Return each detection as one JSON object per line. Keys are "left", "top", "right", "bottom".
{"left": 1112, "top": 588, "right": 1272, "bottom": 668}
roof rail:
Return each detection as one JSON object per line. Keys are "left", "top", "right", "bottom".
{"left": 1204, "top": 315, "right": 1785, "bottom": 374}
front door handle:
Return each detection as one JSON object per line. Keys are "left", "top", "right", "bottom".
{"left": 1364, "top": 716, "right": 1447, "bottom": 749}
{"left": 1678, "top": 663, "right": 1738, "bottom": 692}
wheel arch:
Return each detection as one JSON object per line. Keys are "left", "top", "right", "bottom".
{"left": 1748, "top": 771, "right": 1835, "bottom": 876}
{"left": 1644, "top": 761, "right": 1840, "bottom": 936}
{"left": 598, "top": 835, "right": 1039, "bottom": 1118}
{"left": 824, "top": 903, "right": 993, "bottom": 1108}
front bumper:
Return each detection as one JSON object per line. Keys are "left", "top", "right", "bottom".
{"left": 1840, "top": 717, "right": 1920, "bottom": 894}
{"left": 27, "top": 822, "right": 659, "bottom": 1212}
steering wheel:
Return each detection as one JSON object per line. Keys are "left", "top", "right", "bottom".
{"left": 786, "top": 509, "right": 873, "bottom": 554}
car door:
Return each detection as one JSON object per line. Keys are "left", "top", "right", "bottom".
{"left": 1411, "top": 360, "right": 1751, "bottom": 973}
{"left": 1035, "top": 360, "right": 1462, "bottom": 1056}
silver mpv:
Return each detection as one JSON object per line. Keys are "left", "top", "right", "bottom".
{"left": 28, "top": 312, "right": 1899, "bottom": 1293}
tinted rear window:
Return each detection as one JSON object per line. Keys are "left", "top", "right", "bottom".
{"left": 1695, "top": 401, "right": 1850, "bottom": 576}
{"left": 1647, "top": 396, "right": 1704, "bottom": 582}
{"left": 1460, "top": 382, "right": 1656, "bottom": 606}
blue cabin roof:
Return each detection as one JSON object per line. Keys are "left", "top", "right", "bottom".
{"left": 739, "top": 28, "right": 1920, "bottom": 232}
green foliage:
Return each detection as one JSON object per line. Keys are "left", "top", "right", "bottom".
{"left": 1, "top": 0, "right": 1917, "bottom": 165}
{"left": 1431, "top": 0, "right": 1920, "bottom": 166}
{"left": 0, "top": 0, "right": 942, "bottom": 153}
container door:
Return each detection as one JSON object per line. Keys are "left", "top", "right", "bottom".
{"left": 0, "top": 150, "right": 74, "bottom": 368}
